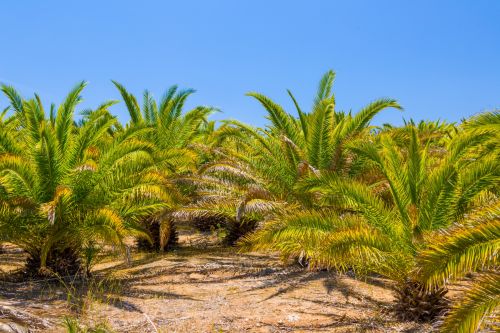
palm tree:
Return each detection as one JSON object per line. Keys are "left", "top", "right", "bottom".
{"left": 416, "top": 203, "right": 499, "bottom": 332}
{"left": 169, "top": 70, "right": 399, "bottom": 243}
{"left": 243, "top": 117, "right": 499, "bottom": 320}
{"left": 0, "top": 83, "right": 167, "bottom": 276}
{"left": 111, "top": 81, "right": 217, "bottom": 250}
{"left": 218, "top": 70, "right": 402, "bottom": 204}
{"left": 183, "top": 70, "right": 401, "bottom": 238}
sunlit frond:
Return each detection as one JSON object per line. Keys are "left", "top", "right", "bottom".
{"left": 418, "top": 203, "right": 500, "bottom": 288}
{"left": 439, "top": 273, "right": 500, "bottom": 333}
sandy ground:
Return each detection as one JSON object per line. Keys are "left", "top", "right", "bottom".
{"left": 0, "top": 236, "right": 431, "bottom": 333}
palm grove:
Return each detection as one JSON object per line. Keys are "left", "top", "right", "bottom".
{"left": 0, "top": 72, "right": 498, "bottom": 332}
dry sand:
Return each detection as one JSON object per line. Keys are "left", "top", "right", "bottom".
{"left": 0, "top": 235, "right": 431, "bottom": 333}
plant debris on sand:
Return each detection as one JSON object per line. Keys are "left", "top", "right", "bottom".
{"left": 0, "top": 237, "right": 432, "bottom": 333}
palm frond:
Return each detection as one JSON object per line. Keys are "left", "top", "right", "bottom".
{"left": 417, "top": 203, "right": 500, "bottom": 288}
{"left": 313, "top": 70, "right": 335, "bottom": 108}
{"left": 439, "top": 273, "right": 500, "bottom": 333}
{"left": 112, "top": 80, "right": 143, "bottom": 124}
{"left": 55, "top": 81, "right": 87, "bottom": 153}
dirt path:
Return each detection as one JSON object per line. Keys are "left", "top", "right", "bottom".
{"left": 0, "top": 243, "right": 430, "bottom": 332}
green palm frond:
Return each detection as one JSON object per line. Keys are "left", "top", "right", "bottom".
{"left": 0, "top": 121, "right": 23, "bottom": 155}
{"left": 112, "top": 80, "right": 142, "bottom": 125}
{"left": 462, "top": 110, "right": 500, "bottom": 134}
{"left": 247, "top": 92, "right": 304, "bottom": 148}
{"left": 142, "top": 90, "right": 156, "bottom": 124}
{"left": 55, "top": 81, "right": 87, "bottom": 153}
{"left": 287, "top": 89, "right": 309, "bottom": 138}
{"left": 439, "top": 273, "right": 500, "bottom": 333}
{"left": 313, "top": 70, "right": 335, "bottom": 108}
{"left": 160, "top": 88, "right": 196, "bottom": 127}
{"left": 418, "top": 203, "right": 500, "bottom": 288}
{"left": 452, "top": 156, "right": 499, "bottom": 218}
{"left": 308, "top": 96, "right": 334, "bottom": 168}
{"left": 241, "top": 209, "right": 396, "bottom": 274}
{"left": 0, "top": 84, "right": 24, "bottom": 120}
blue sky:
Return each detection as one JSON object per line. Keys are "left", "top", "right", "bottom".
{"left": 1, "top": 0, "right": 499, "bottom": 127}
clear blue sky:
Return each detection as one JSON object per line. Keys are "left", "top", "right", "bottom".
{"left": 1, "top": 0, "right": 499, "bottom": 127}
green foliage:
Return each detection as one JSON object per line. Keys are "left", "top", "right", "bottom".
{"left": 63, "top": 316, "right": 114, "bottom": 333}
{"left": 112, "top": 80, "right": 217, "bottom": 151}
{"left": 241, "top": 209, "right": 396, "bottom": 274}
{"left": 417, "top": 203, "right": 499, "bottom": 288}
{"left": 439, "top": 273, "right": 499, "bottom": 333}
{"left": 209, "top": 71, "right": 401, "bottom": 208}
{"left": 0, "top": 84, "right": 166, "bottom": 275}
{"left": 268, "top": 121, "right": 500, "bottom": 280}
{"left": 417, "top": 203, "right": 500, "bottom": 332}
{"left": 111, "top": 81, "right": 218, "bottom": 250}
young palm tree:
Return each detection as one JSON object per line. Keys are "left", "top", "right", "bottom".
{"left": 187, "top": 71, "right": 401, "bottom": 229}
{"left": 416, "top": 202, "right": 499, "bottom": 332}
{"left": 0, "top": 83, "right": 167, "bottom": 276}
{"left": 111, "top": 81, "right": 217, "bottom": 250}
{"left": 173, "top": 70, "right": 399, "bottom": 242}
{"left": 243, "top": 118, "right": 499, "bottom": 321}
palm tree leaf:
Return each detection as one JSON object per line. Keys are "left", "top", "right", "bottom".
{"left": 439, "top": 273, "right": 500, "bottom": 333}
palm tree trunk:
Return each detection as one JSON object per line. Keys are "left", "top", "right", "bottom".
{"left": 393, "top": 278, "right": 449, "bottom": 322}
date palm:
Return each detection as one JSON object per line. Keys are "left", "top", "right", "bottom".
{"left": 112, "top": 81, "right": 217, "bottom": 250}
{"left": 182, "top": 70, "right": 401, "bottom": 244}
{"left": 377, "top": 119, "right": 457, "bottom": 147}
{"left": 229, "top": 70, "right": 401, "bottom": 203}
{"left": 244, "top": 117, "right": 499, "bottom": 320}
{"left": 0, "top": 83, "right": 167, "bottom": 276}
{"left": 176, "top": 70, "right": 401, "bottom": 241}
